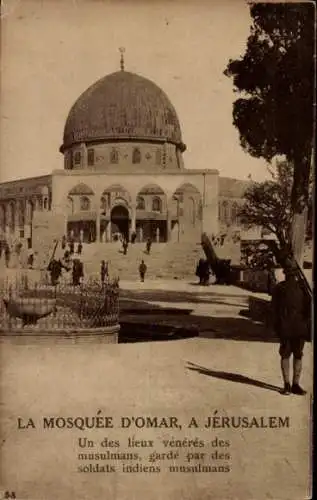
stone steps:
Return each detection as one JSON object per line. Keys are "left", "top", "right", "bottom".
{"left": 77, "top": 239, "right": 242, "bottom": 280}
{"left": 79, "top": 242, "right": 204, "bottom": 280}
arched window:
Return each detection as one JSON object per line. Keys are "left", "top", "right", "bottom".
{"left": 152, "top": 197, "right": 162, "bottom": 212}
{"left": 80, "top": 196, "right": 90, "bottom": 211}
{"left": 74, "top": 151, "right": 81, "bottom": 166}
{"left": 155, "top": 149, "right": 161, "bottom": 165}
{"left": 110, "top": 148, "right": 118, "bottom": 164}
{"left": 132, "top": 148, "right": 141, "bottom": 164}
{"left": 88, "top": 148, "right": 95, "bottom": 166}
{"left": 65, "top": 151, "right": 73, "bottom": 170}
{"left": 100, "top": 196, "right": 107, "bottom": 213}
{"left": 136, "top": 196, "right": 145, "bottom": 210}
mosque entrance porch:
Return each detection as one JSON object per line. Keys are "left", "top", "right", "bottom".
{"left": 136, "top": 220, "right": 167, "bottom": 243}
{"left": 110, "top": 205, "right": 130, "bottom": 242}
{"left": 67, "top": 220, "right": 96, "bottom": 243}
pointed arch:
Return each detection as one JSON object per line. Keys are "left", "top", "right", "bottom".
{"left": 102, "top": 184, "right": 132, "bottom": 210}
{"left": 174, "top": 182, "right": 202, "bottom": 197}
{"left": 136, "top": 196, "right": 145, "bottom": 210}
{"left": 188, "top": 197, "right": 196, "bottom": 225}
{"left": 67, "top": 196, "right": 74, "bottom": 215}
{"left": 80, "top": 196, "right": 91, "bottom": 211}
{"left": 152, "top": 196, "right": 162, "bottom": 212}
{"left": 68, "top": 183, "right": 94, "bottom": 196}
{"left": 138, "top": 183, "right": 166, "bottom": 196}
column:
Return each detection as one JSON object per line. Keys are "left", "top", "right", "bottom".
{"left": 130, "top": 206, "right": 136, "bottom": 239}
{"left": 156, "top": 226, "right": 160, "bottom": 243}
{"left": 8, "top": 203, "right": 14, "bottom": 235}
{"left": 0, "top": 205, "right": 5, "bottom": 236}
{"left": 33, "top": 197, "right": 38, "bottom": 212}
{"left": 106, "top": 221, "right": 112, "bottom": 242}
{"left": 96, "top": 210, "right": 101, "bottom": 243}
{"left": 14, "top": 207, "right": 20, "bottom": 238}
{"left": 166, "top": 211, "right": 172, "bottom": 242}
{"left": 4, "top": 204, "right": 10, "bottom": 237}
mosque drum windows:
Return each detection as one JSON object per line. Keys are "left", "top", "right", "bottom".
{"left": 0, "top": 65, "right": 254, "bottom": 247}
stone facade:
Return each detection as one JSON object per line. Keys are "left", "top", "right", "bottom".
{"left": 0, "top": 176, "right": 52, "bottom": 242}
{"left": 0, "top": 68, "right": 252, "bottom": 247}
{"left": 0, "top": 170, "right": 248, "bottom": 245}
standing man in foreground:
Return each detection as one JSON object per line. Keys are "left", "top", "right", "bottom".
{"left": 271, "top": 263, "right": 311, "bottom": 395}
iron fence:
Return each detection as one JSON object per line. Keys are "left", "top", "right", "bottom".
{"left": 0, "top": 276, "right": 120, "bottom": 332}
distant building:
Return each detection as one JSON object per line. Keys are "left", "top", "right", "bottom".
{"left": 0, "top": 61, "right": 253, "bottom": 246}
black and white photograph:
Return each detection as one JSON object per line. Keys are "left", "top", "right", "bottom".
{"left": 0, "top": 1, "right": 314, "bottom": 499}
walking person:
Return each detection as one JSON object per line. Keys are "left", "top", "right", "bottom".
{"left": 69, "top": 240, "right": 75, "bottom": 255}
{"left": 271, "top": 263, "right": 311, "bottom": 396}
{"left": 131, "top": 231, "right": 137, "bottom": 244}
{"left": 27, "top": 249, "right": 34, "bottom": 269}
{"left": 146, "top": 237, "right": 152, "bottom": 255}
{"left": 100, "top": 260, "right": 109, "bottom": 285}
{"left": 122, "top": 239, "right": 128, "bottom": 255}
{"left": 139, "top": 260, "right": 147, "bottom": 282}
{"left": 61, "top": 235, "right": 67, "bottom": 250}
{"left": 47, "top": 258, "right": 64, "bottom": 286}
{"left": 72, "top": 258, "right": 84, "bottom": 286}
{"left": 77, "top": 241, "right": 83, "bottom": 255}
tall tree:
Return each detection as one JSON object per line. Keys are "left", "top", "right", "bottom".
{"left": 238, "top": 160, "right": 313, "bottom": 266}
{"left": 224, "top": 3, "right": 315, "bottom": 265}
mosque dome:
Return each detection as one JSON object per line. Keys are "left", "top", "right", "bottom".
{"left": 61, "top": 70, "right": 186, "bottom": 153}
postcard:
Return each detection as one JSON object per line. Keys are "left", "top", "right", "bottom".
{"left": 0, "top": 1, "right": 314, "bottom": 499}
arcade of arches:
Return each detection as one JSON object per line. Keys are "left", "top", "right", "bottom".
{"left": 65, "top": 182, "right": 202, "bottom": 243}
{"left": 0, "top": 179, "right": 51, "bottom": 242}
{"left": 0, "top": 67, "right": 253, "bottom": 248}
{"left": 0, "top": 174, "right": 250, "bottom": 245}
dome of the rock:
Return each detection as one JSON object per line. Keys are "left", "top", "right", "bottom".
{"left": 61, "top": 70, "right": 185, "bottom": 152}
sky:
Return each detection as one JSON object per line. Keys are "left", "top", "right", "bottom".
{"left": 0, "top": 0, "right": 272, "bottom": 183}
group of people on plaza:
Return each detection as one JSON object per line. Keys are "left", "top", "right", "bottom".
{"left": 46, "top": 234, "right": 150, "bottom": 286}
{"left": 1, "top": 229, "right": 311, "bottom": 397}
{"left": 47, "top": 237, "right": 84, "bottom": 287}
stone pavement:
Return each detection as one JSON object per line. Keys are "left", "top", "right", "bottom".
{"left": 0, "top": 280, "right": 313, "bottom": 500}
{"left": 119, "top": 279, "right": 267, "bottom": 319}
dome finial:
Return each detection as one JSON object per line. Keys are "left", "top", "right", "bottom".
{"left": 119, "top": 47, "right": 125, "bottom": 71}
